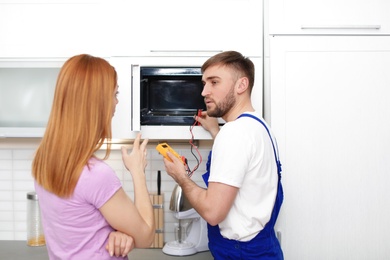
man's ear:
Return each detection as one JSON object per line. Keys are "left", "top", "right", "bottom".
{"left": 237, "top": 77, "right": 249, "bottom": 94}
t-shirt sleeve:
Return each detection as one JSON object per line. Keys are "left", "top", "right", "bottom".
{"left": 208, "top": 123, "right": 252, "bottom": 188}
{"left": 81, "top": 160, "right": 122, "bottom": 209}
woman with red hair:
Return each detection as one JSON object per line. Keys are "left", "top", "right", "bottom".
{"left": 32, "top": 54, "right": 154, "bottom": 259}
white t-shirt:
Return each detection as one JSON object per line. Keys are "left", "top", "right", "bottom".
{"left": 208, "top": 112, "right": 278, "bottom": 241}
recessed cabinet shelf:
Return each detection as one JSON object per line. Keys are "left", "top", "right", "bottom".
{"left": 0, "top": 60, "right": 63, "bottom": 137}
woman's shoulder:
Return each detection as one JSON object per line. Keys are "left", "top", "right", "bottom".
{"left": 77, "top": 157, "right": 121, "bottom": 199}
{"left": 88, "top": 157, "right": 112, "bottom": 170}
{"left": 80, "top": 157, "right": 116, "bottom": 182}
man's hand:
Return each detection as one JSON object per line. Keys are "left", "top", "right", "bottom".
{"left": 163, "top": 152, "right": 188, "bottom": 185}
{"left": 194, "top": 111, "right": 220, "bottom": 139}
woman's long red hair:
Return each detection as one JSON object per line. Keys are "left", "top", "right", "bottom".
{"left": 32, "top": 54, "right": 117, "bottom": 197}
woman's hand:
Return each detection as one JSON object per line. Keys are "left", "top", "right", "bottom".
{"left": 121, "top": 133, "right": 149, "bottom": 177}
{"left": 106, "top": 231, "right": 135, "bottom": 257}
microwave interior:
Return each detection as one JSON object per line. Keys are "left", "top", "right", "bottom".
{"left": 140, "top": 67, "right": 206, "bottom": 125}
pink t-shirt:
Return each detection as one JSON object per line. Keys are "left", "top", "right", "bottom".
{"left": 35, "top": 157, "right": 126, "bottom": 260}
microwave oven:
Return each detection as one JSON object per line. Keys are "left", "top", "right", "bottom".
{"left": 140, "top": 67, "right": 206, "bottom": 126}
{"left": 109, "top": 56, "right": 262, "bottom": 140}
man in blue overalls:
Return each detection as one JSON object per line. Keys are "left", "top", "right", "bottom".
{"left": 163, "top": 51, "right": 284, "bottom": 259}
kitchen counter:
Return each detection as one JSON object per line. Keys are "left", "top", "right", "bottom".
{"left": 0, "top": 241, "right": 213, "bottom": 260}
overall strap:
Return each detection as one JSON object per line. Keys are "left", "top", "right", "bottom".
{"left": 237, "top": 114, "right": 282, "bottom": 179}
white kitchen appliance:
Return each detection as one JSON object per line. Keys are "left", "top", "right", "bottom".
{"left": 162, "top": 184, "right": 208, "bottom": 256}
{"left": 108, "top": 56, "right": 262, "bottom": 140}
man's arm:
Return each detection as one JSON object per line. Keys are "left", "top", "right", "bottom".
{"left": 164, "top": 153, "right": 237, "bottom": 225}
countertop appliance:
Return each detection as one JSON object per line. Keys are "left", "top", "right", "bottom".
{"left": 163, "top": 184, "right": 208, "bottom": 256}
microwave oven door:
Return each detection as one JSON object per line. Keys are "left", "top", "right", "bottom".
{"left": 110, "top": 57, "right": 140, "bottom": 139}
{"left": 131, "top": 64, "right": 141, "bottom": 132}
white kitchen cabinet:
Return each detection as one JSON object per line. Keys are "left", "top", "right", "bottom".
{"left": 0, "top": 58, "right": 64, "bottom": 137}
{"left": 108, "top": 0, "right": 263, "bottom": 57}
{"left": 0, "top": 1, "right": 110, "bottom": 58}
{"left": 269, "top": 0, "right": 390, "bottom": 35}
{"left": 270, "top": 36, "right": 390, "bottom": 259}
{"left": 0, "top": 0, "right": 264, "bottom": 140}
{"left": 0, "top": 0, "right": 262, "bottom": 58}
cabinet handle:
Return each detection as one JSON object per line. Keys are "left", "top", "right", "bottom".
{"left": 301, "top": 25, "right": 381, "bottom": 30}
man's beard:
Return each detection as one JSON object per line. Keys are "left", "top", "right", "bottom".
{"left": 207, "top": 86, "right": 236, "bottom": 118}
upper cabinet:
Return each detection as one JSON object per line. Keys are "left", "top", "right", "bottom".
{"left": 0, "top": 1, "right": 110, "bottom": 58}
{"left": 0, "top": 0, "right": 263, "bottom": 138}
{"left": 108, "top": 0, "right": 263, "bottom": 57}
{"left": 269, "top": 0, "right": 390, "bottom": 35}
{"left": 0, "top": 0, "right": 262, "bottom": 57}
{"left": 0, "top": 58, "right": 64, "bottom": 137}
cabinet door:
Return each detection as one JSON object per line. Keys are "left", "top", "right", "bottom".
{"left": 109, "top": 0, "right": 262, "bottom": 57}
{"left": 269, "top": 0, "right": 390, "bottom": 35}
{"left": 0, "top": 59, "right": 64, "bottom": 137}
{"left": 270, "top": 36, "right": 390, "bottom": 260}
{"left": 0, "top": 1, "right": 109, "bottom": 58}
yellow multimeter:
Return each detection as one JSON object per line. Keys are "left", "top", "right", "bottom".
{"left": 156, "top": 143, "right": 185, "bottom": 164}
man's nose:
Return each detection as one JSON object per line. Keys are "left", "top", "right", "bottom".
{"left": 201, "top": 85, "right": 209, "bottom": 97}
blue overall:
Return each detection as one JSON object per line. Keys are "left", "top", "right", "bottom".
{"left": 202, "top": 114, "right": 284, "bottom": 260}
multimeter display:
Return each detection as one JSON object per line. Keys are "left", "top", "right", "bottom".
{"left": 156, "top": 143, "right": 185, "bottom": 163}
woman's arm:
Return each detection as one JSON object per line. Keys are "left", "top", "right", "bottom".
{"left": 100, "top": 134, "right": 155, "bottom": 248}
